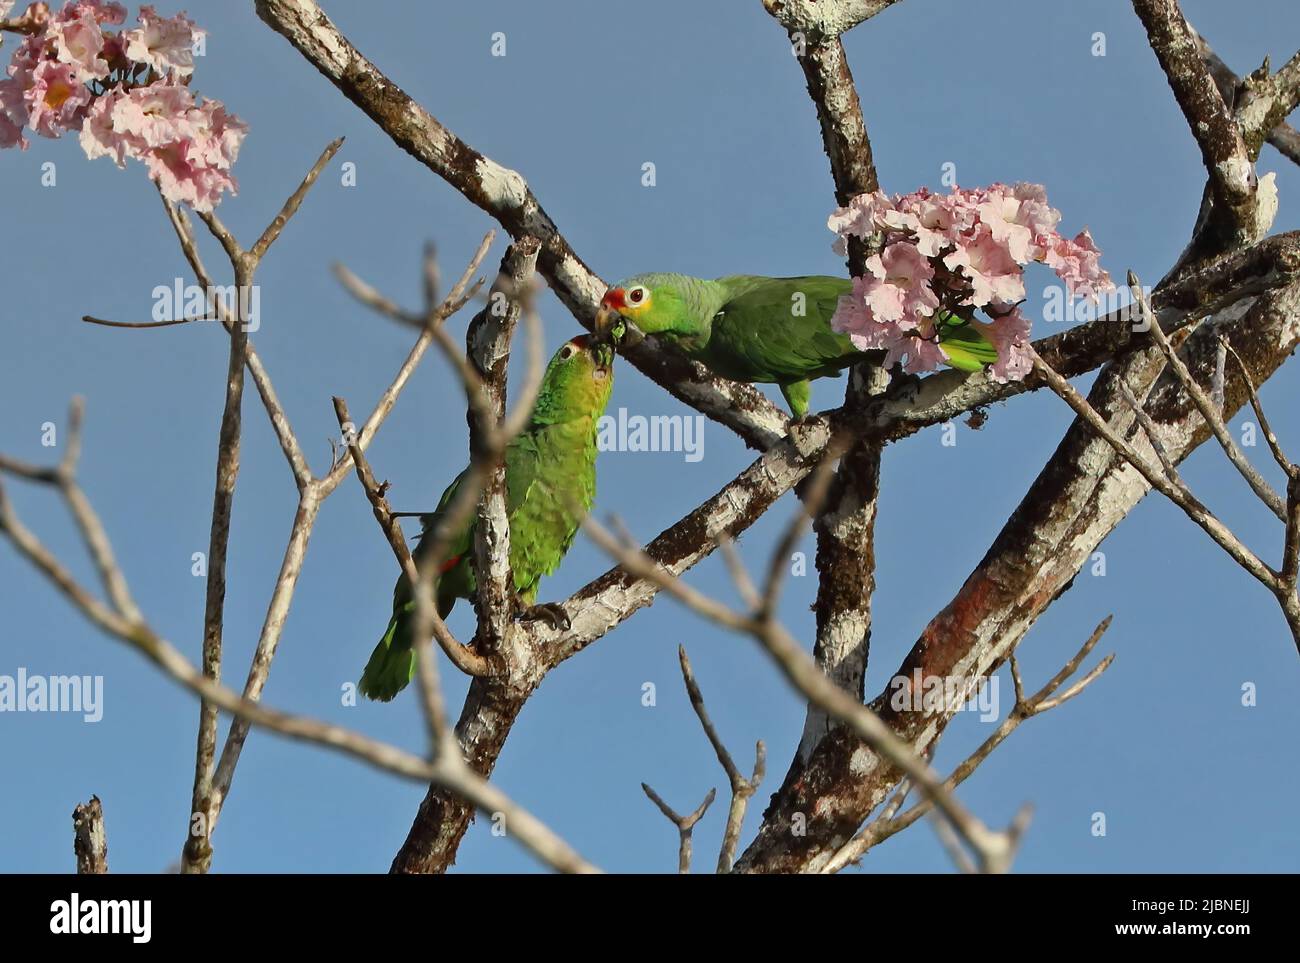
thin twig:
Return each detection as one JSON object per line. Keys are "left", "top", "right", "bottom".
{"left": 0, "top": 470, "right": 598, "bottom": 874}
{"left": 1030, "top": 347, "right": 1278, "bottom": 587}
{"left": 1129, "top": 272, "right": 1286, "bottom": 519}
{"left": 331, "top": 397, "right": 470, "bottom": 738}
{"left": 676, "top": 647, "right": 766, "bottom": 873}
{"left": 641, "top": 783, "right": 717, "bottom": 874}
{"left": 584, "top": 514, "right": 1029, "bottom": 873}
{"left": 824, "top": 618, "right": 1115, "bottom": 872}
{"left": 250, "top": 138, "right": 345, "bottom": 262}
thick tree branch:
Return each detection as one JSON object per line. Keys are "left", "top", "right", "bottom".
{"left": 1132, "top": 0, "right": 1257, "bottom": 242}
{"left": 762, "top": 0, "right": 901, "bottom": 37}
{"left": 583, "top": 514, "right": 1030, "bottom": 873}
{"left": 737, "top": 270, "right": 1300, "bottom": 872}
{"left": 765, "top": 0, "right": 889, "bottom": 794}
{"left": 1194, "top": 32, "right": 1300, "bottom": 168}
{"left": 254, "top": 0, "right": 789, "bottom": 451}
{"left": 824, "top": 618, "right": 1114, "bottom": 872}
{"left": 464, "top": 240, "right": 543, "bottom": 652}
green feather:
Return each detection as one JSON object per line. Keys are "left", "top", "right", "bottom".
{"left": 610, "top": 272, "right": 1006, "bottom": 415}
{"left": 359, "top": 337, "right": 613, "bottom": 702}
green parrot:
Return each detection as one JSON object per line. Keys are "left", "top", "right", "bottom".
{"left": 594, "top": 273, "right": 996, "bottom": 417}
{"left": 360, "top": 334, "right": 615, "bottom": 701}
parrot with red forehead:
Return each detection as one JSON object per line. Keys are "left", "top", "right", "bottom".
{"left": 360, "top": 334, "right": 615, "bottom": 701}
{"left": 595, "top": 274, "right": 995, "bottom": 417}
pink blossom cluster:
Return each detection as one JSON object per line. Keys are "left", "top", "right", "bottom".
{"left": 827, "top": 183, "right": 1113, "bottom": 382}
{"left": 0, "top": 1, "right": 245, "bottom": 210}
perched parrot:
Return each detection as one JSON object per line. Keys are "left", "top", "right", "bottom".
{"left": 594, "top": 273, "right": 996, "bottom": 418}
{"left": 360, "top": 334, "right": 615, "bottom": 701}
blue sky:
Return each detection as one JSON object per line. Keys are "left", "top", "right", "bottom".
{"left": 2, "top": 0, "right": 1298, "bottom": 873}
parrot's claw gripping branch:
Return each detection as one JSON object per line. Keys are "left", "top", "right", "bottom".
{"left": 517, "top": 603, "right": 571, "bottom": 633}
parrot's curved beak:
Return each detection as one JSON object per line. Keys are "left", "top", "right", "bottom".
{"left": 594, "top": 288, "right": 634, "bottom": 348}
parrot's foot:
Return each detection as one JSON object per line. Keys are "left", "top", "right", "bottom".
{"left": 784, "top": 412, "right": 824, "bottom": 453}
{"left": 518, "top": 602, "right": 571, "bottom": 632}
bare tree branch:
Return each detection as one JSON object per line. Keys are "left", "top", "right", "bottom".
{"left": 1193, "top": 29, "right": 1300, "bottom": 166}
{"left": 332, "top": 396, "right": 488, "bottom": 701}
{"left": 676, "top": 647, "right": 766, "bottom": 873}
{"left": 254, "top": 0, "right": 790, "bottom": 451}
{"left": 763, "top": 0, "right": 890, "bottom": 793}
{"left": 584, "top": 515, "right": 1030, "bottom": 873}
{"left": 1127, "top": 271, "right": 1286, "bottom": 519}
{"left": 178, "top": 140, "right": 347, "bottom": 873}
{"left": 72, "top": 796, "right": 108, "bottom": 875}
{"left": 823, "top": 618, "right": 1115, "bottom": 872}
{"left": 641, "top": 783, "right": 717, "bottom": 874}
{"left": 1132, "top": 0, "right": 1258, "bottom": 242}
{"left": 762, "top": 0, "right": 902, "bottom": 37}
{"left": 1031, "top": 344, "right": 1295, "bottom": 641}
{"left": 0, "top": 461, "right": 599, "bottom": 874}
{"left": 737, "top": 269, "right": 1300, "bottom": 872}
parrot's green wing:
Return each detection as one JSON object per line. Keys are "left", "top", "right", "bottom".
{"left": 935, "top": 314, "right": 999, "bottom": 372}
{"left": 360, "top": 469, "right": 474, "bottom": 701}
{"left": 701, "top": 275, "right": 860, "bottom": 384}
{"left": 500, "top": 424, "right": 597, "bottom": 600}
{"left": 413, "top": 467, "right": 475, "bottom": 591}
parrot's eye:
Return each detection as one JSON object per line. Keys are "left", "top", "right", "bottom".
{"left": 627, "top": 286, "right": 648, "bottom": 306}
{"left": 560, "top": 344, "right": 577, "bottom": 360}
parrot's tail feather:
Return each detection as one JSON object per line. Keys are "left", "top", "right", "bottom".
{"left": 359, "top": 607, "right": 417, "bottom": 702}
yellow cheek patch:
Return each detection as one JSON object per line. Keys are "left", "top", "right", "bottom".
{"left": 619, "top": 298, "right": 651, "bottom": 319}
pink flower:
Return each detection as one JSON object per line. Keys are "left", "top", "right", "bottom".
{"left": 58, "top": 1, "right": 126, "bottom": 24}
{"left": 881, "top": 242, "right": 940, "bottom": 325}
{"left": 1011, "top": 182, "right": 1062, "bottom": 258}
{"left": 1044, "top": 229, "right": 1112, "bottom": 302}
{"left": 831, "top": 255, "right": 946, "bottom": 376}
{"left": 78, "top": 84, "right": 128, "bottom": 162}
{"left": 92, "top": 79, "right": 245, "bottom": 210}
{"left": 23, "top": 58, "right": 90, "bottom": 136}
{"left": 0, "top": 77, "right": 27, "bottom": 147}
{"left": 49, "top": 10, "right": 111, "bottom": 82}
{"left": 976, "top": 184, "right": 1034, "bottom": 264}
{"left": 0, "top": 108, "right": 24, "bottom": 148}
{"left": 827, "top": 190, "right": 897, "bottom": 255}
{"left": 122, "top": 4, "right": 200, "bottom": 77}
{"left": 142, "top": 138, "right": 235, "bottom": 211}
{"left": 897, "top": 189, "right": 964, "bottom": 256}
{"left": 942, "top": 229, "right": 1026, "bottom": 307}
{"left": 1, "top": 2, "right": 245, "bottom": 209}
{"left": 980, "top": 304, "right": 1034, "bottom": 383}
{"left": 110, "top": 79, "right": 194, "bottom": 144}
{"left": 190, "top": 96, "right": 245, "bottom": 169}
